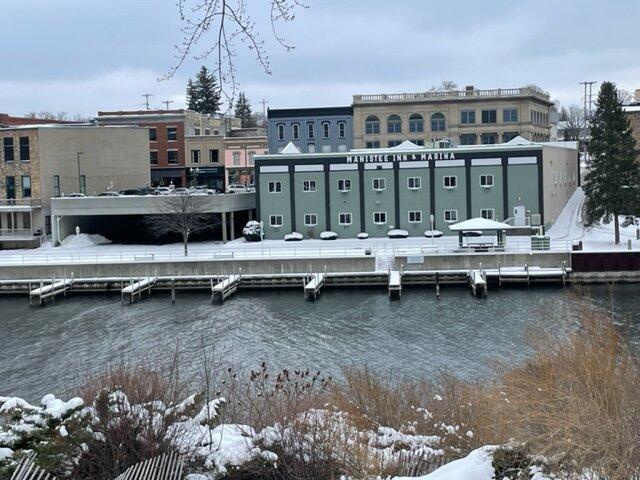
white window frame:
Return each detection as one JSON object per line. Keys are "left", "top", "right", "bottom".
{"left": 268, "top": 181, "right": 282, "bottom": 193}
{"left": 338, "top": 212, "right": 352, "bottom": 225}
{"left": 269, "top": 214, "right": 283, "bottom": 227}
{"left": 277, "top": 123, "right": 285, "bottom": 141}
{"left": 292, "top": 123, "right": 300, "bottom": 140}
{"left": 443, "top": 175, "right": 457, "bottom": 189}
{"left": 337, "top": 179, "right": 351, "bottom": 192}
{"left": 307, "top": 122, "right": 315, "bottom": 140}
{"left": 407, "top": 176, "right": 421, "bottom": 190}
{"left": 304, "top": 213, "right": 317, "bottom": 226}
{"left": 322, "top": 121, "right": 330, "bottom": 139}
{"left": 479, "top": 174, "right": 494, "bottom": 188}
{"left": 338, "top": 121, "right": 346, "bottom": 139}
{"left": 303, "top": 180, "right": 316, "bottom": 192}
{"left": 480, "top": 208, "right": 495, "bottom": 220}
{"left": 408, "top": 210, "right": 422, "bottom": 223}
{"left": 166, "top": 126, "right": 178, "bottom": 141}
{"left": 443, "top": 209, "right": 458, "bottom": 223}
{"left": 372, "top": 177, "right": 386, "bottom": 191}
{"left": 373, "top": 211, "right": 387, "bottom": 225}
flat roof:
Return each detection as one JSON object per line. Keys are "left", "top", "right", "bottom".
{"left": 0, "top": 124, "right": 142, "bottom": 132}
{"left": 267, "top": 106, "right": 353, "bottom": 119}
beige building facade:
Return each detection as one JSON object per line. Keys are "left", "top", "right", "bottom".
{"left": 0, "top": 125, "right": 149, "bottom": 248}
{"left": 352, "top": 86, "right": 554, "bottom": 149}
{"left": 184, "top": 134, "right": 226, "bottom": 191}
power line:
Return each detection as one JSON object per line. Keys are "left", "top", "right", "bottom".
{"left": 142, "top": 93, "right": 154, "bottom": 110}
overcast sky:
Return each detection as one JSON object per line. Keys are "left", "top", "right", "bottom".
{"left": 1, "top": 0, "right": 638, "bottom": 118}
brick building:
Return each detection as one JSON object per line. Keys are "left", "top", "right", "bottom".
{"left": 624, "top": 89, "right": 640, "bottom": 158}
{"left": 0, "top": 113, "right": 74, "bottom": 127}
{"left": 223, "top": 127, "right": 267, "bottom": 187}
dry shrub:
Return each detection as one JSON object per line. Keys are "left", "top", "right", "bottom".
{"left": 487, "top": 293, "right": 640, "bottom": 478}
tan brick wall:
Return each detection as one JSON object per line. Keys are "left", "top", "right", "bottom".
{"left": 0, "top": 128, "right": 41, "bottom": 200}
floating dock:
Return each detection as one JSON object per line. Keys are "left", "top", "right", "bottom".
{"left": 211, "top": 275, "right": 241, "bottom": 304}
{"left": 29, "top": 277, "right": 74, "bottom": 306}
{"left": 121, "top": 276, "right": 156, "bottom": 304}
{"left": 304, "top": 273, "right": 326, "bottom": 301}
{"left": 388, "top": 270, "right": 402, "bottom": 300}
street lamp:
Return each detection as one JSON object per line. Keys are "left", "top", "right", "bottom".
{"left": 429, "top": 213, "right": 435, "bottom": 246}
{"left": 190, "top": 166, "right": 200, "bottom": 187}
{"left": 76, "top": 152, "right": 84, "bottom": 193}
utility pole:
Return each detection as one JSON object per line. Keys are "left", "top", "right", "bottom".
{"left": 162, "top": 100, "right": 174, "bottom": 110}
{"left": 260, "top": 98, "right": 269, "bottom": 117}
{"left": 579, "top": 81, "right": 597, "bottom": 119}
{"left": 142, "top": 93, "right": 153, "bottom": 110}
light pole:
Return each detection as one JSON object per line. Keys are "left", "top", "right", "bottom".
{"left": 429, "top": 214, "right": 435, "bottom": 246}
{"left": 190, "top": 166, "right": 200, "bottom": 187}
{"left": 76, "top": 152, "right": 84, "bottom": 193}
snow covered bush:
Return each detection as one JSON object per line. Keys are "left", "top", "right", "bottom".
{"left": 242, "top": 221, "right": 262, "bottom": 242}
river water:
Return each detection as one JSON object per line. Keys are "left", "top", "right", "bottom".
{"left": 1, "top": 285, "right": 639, "bottom": 401}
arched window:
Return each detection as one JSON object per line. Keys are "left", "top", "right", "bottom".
{"left": 365, "top": 115, "right": 380, "bottom": 135}
{"left": 292, "top": 123, "right": 300, "bottom": 140}
{"left": 387, "top": 114, "right": 402, "bottom": 134}
{"left": 277, "top": 123, "right": 285, "bottom": 141}
{"left": 430, "top": 113, "right": 446, "bottom": 132}
{"left": 409, "top": 113, "right": 424, "bottom": 133}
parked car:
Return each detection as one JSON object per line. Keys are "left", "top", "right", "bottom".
{"left": 67, "top": 192, "right": 86, "bottom": 198}
{"left": 191, "top": 186, "right": 217, "bottom": 195}
{"left": 97, "top": 191, "right": 120, "bottom": 197}
{"left": 155, "top": 187, "right": 172, "bottom": 195}
{"left": 172, "top": 188, "right": 190, "bottom": 195}
{"left": 226, "top": 184, "right": 247, "bottom": 194}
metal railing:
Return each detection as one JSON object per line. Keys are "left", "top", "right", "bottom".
{"left": 0, "top": 239, "right": 574, "bottom": 266}
{"left": 0, "top": 228, "right": 38, "bottom": 239}
{"left": 354, "top": 87, "right": 550, "bottom": 104}
{"left": 0, "top": 198, "right": 42, "bottom": 207}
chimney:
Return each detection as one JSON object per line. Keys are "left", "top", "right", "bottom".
{"left": 635, "top": 89, "right": 640, "bottom": 102}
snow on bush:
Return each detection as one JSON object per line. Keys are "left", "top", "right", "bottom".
{"left": 357, "top": 232, "right": 369, "bottom": 239}
{"left": 424, "top": 229, "right": 443, "bottom": 238}
{"left": 284, "top": 232, "right": 303, "bottom": 241}
{"left": 60, "top": 233, "right": 111, "bottom": 247}
{"left": 242, "top": 221, "right": 262, "bottom": 242}
{"left": 320, "top": 231, "right": 338, "bottom": 240}
{"left": 388, "top": 229, "right": 409, "bottom": 239}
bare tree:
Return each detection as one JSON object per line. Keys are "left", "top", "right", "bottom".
{"left": 165, "top": 0, "right": 308, "bottom": 106}
{"left": 617, "top": 88, "right": 632, "bottom": 105}
{"left": 145, "top": 194, "right": 217, "bottom": 256}
{"left": 561, "top": 104, "right": 587, "bottom": 141}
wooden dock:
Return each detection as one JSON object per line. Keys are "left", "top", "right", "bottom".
{"left": 468, "top": 269, "right": 487, "bottom": 297}
{"left": 304, "top": 273, "right": 326, "bottom": 301}
{"left": 388, "top": 270, "right": 402, "bottom": 300}
{"left": 211, "top": 275, "right": 241, "bottom": 304}
{"left": 29, "top": 277, "right": 74, "bottom": 306}
{"left": 121, "top": 276, "right": 156, "bottom": 304}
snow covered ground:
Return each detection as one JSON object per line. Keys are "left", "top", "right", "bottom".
{"left": 0, "top": 188, "right": 637, "bottom": 265}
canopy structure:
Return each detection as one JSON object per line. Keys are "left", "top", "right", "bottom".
{"left": 448, "top": 217, "right": 513, "bottom": 249}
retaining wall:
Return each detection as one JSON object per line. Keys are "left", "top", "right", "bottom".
{"left": 397, "top": 252, "right": 571, "bottom": 271}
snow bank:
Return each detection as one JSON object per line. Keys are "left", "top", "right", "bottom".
{"left": 61, "top": 233, "right": 111, "bottom": 248}
{"left": 394, "top": 446, "right": 496, "bottom": 480}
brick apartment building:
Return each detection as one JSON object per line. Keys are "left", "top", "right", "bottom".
{"left": 0, "top": 113, "right": 73, "bottom": 127}
{"left": 96, "top": 109, "right": 239, "bottom": 187}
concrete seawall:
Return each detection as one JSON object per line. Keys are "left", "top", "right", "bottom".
{"left": 397, "top": 252, "right": 571, "bottom": 271}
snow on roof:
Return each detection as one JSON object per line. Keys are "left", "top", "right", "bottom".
{"left": 624, "top": 105, "right": 640, "bottom": 113}
{"left": 448, "top": 217, "right": 513, "bottom": 231}
{"left": 390, "top": 140, "right": 421, "bottom": 151}
{"left": 503, "top": 135, "right": 532, "bottom": 146}
{"left": 280, "top": 142, "right": 301, "bottom": 154}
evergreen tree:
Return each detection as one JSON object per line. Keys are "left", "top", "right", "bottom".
{"left": 234, "top": 92, "right": 256, "bottom": 128}
{"left": 583, "top": 81, "right": 640, "bottom": 244}
{"left": 186, "top": 66, "right": 221, "bottom": 115}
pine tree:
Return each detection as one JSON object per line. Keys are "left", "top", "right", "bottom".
{"left": 234, "top": 92, "right": 256, "bottom": 128}
{"left": 583, "top": 81, "right": 640, "bottom": 244}
{"left": 186, "top": 66, "right": 221, "bottom": 115}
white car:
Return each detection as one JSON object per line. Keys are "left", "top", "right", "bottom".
{"left": 97, "top": 191, "right": 120, "bottom": 197}
{"left": 226, "top": 184, "right": 248, "bottom": 194}
{"left": 155, "top": 187, "right": 172, "bottom": 195}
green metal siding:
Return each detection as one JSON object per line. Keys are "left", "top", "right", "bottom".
{"left": 259, "top": 172, "right": 291, "bottom": 238}
{"left": 363, "top": 169, "right": 396, "bottom": 236}
{"left": 398, "top": 168, "right": 430, "bottom": 235}
{"left": 434, "top": 166, "right": 467, "bottom": 233}
{"left": 470, "top": 166, "right": 504, "bottom": 221}
{"left": 294, "top": 172, "right": 326, "bottom": 239}
{"left": 507, "top": 165, "right": 539, "bottom": 218}
{"left": 329, "top": 170, "right": 360, "bottom": 238}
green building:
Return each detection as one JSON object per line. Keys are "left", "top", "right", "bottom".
{"left": 255, "top": 139, "right": 578, "bottom": 239}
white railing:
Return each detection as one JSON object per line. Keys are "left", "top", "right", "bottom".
{"left": 354, "top": 87, "right": 550, "bottom": 104}
{"left": 0, "top": 240, "right": 573, "bottom": 266}
{"left": 0, "top": 198, "right": 42, "bottom": 208}
{"left": 0, "top": 228, "right": 38, "bottom": 239}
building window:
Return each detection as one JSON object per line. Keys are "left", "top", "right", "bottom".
{"left": 387, "top": 114, "right": 402, "bottom": 134}
{"left": 444, "top": 209, "right": 458, "bottom": 223}
{"left": 338, "top": 144, "right": 348, "bottom": 152}
{"left": 322, "top": 121, "right": 330, "bottom": 139}
{"left": 79, "top": 175, "right": 86, "bottom": 195}
{"left": 339, "top": 212, "right": 352, "bottom": 225}
{"left": 232, "top": 151, "right": 241, "bottom": 165}
{"left": 304, "top": 213, "right": 317, "bottom": 226}
{"left": 5, "top": 176, "right": 15, "bottom": 199}
{"left": 443, "top": 175, "right": 457, "bottom": 189}
{"left": 148, "top": 128, "right": 157, "bottom": 141}
{"left": 503, "top": 131, "right": 519, "bottom": 142}
{"left": 407, "top": 177, "right": 421, "bottom": 189}
{"left": 191, "top": 149, "right": 201, "bottom": 164}
{"left": 408, "top": 210, "right": 422, "bottom": 223}
{"left": 411, "top": 139, "right": 425, "bottom": 146}
{"left": 209, "top": 149, "right": 219, "bottom": 163}
{"left": 277, "top": 123, "right": 285, "bottom": 141}
{"left": 268, "top": 181, "right": 282, "bottom": 193}
{"left": 21, "top": 175, "right": 31, "bottom": 198}
{"left": 430, "top": 113, "right": 446, "bottom": 132}
{"left": 307, "top": 122, "right": 315, "bottom": 140}
{"left": 53, "top": 175, "right": 60, "bottom": 197}
{"left": 248, "top": 151, "right": 255, "bottom": 165}
{"left": 194, "top": 127, "right": 201, "bottom": 136}
{"left": 303, "top": 180, "right": 316, "bottom": 192}
{"left": 372, "top": 178, "right": 386, "bottom": 191}
{"left": 366, "top": 141, "right": 380, "bottom": 149}
{"left": 388, "top": 140, "right": 402, "bottom": 148}
{"left": 365, "top": 115, "right": 380, "bottom": 134}
{"left": 205, "top": 128, "right": 211, "bottom": 135}
{"left": 150, "top": 151, "right": 158, "bottom": 164}
{"left": 460, "top": 110, "right": 476, "bottom": 124}
{"left": 480, "top": 208, "right": 495, "bottom": 220}
{"left": 19, "top": 137, "right": 30, "bottom": 161}
{"left": 481, "top": 133, "right": 498, "bottom": 144}
{"left": 481, "top": 110, "right": 497, "bottom": 124}
{"left": 459, "top": 134, "right": 476, "bottom": 145}
{"left": 321, "top": 145, "right": 331, "bottom": 153}
{"left": 338, "top": 121, "right": 346, "bottom": 139}
{"left": 409, "top": 114, "right": 424, "bottom": 133}
{"left": 479, "top": 174, "right": 494, "bottom": 187}
{"left": 292, "top": 123, "right": 300, "bottom": 140}
{"left": 167, "top": 150, "right": 179, "bottom": 164}
{"left": 307, "top": 144, "right": 316, "bottom": 153}
{"left": 503, "top": 108, "right": 518, "bottom": 123}
{"left": 373, "top": 211, "right": 387, "bottom": 224}
{"left": 269, "top": 215, "right": 283, "bottom": 227}
{"left": 337, "top": 179, "right": 351, "bottom": 192}
{"left": 3, "top": 138, "right": 14, "bottom": 162}
{"left": 167, "top": 127, "right": 178, "bottom": 141}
